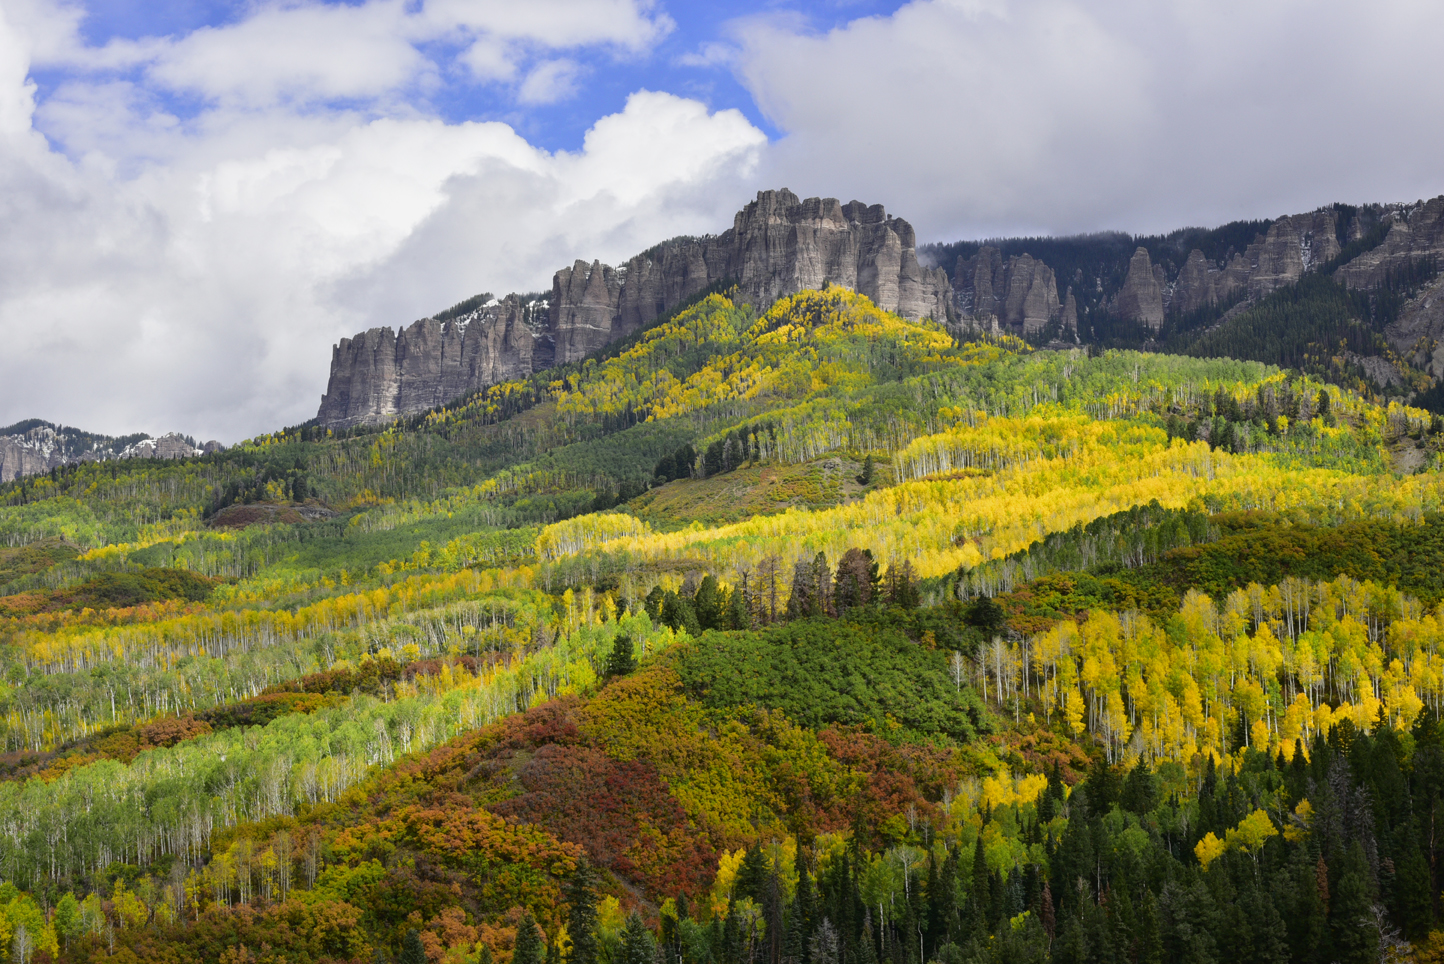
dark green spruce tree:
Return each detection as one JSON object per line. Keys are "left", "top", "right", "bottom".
{"left": 566, "top": 863, "right": 600, "bottom": 964}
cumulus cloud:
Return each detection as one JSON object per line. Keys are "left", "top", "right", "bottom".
{"left": 148, "top": 2, "right": 426, "bottom": 107}
{"left": 731, "top": 0, "right": 1444, "bottom": 239}
{"left": 18, "top": 0, "right": 674, "bottom": 108}
{"left": 518, "top": 59, "right": 582, "bottom": 106}
{"left": 0, "top": 4, "right": 760, "bottom": 441}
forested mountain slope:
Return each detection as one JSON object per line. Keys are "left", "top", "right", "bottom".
{"left": 925, "top": 197, "right": 1444, "bottom": 410}
{"left": 2, "top": 287, "right": 1444, "bottom": 963}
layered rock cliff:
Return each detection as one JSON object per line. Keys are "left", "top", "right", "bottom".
{"left": 1349, "top": 199, "right": 1444, "bottom": 376}
{"left": 0, "top": 423, "right": 223, "bottom": 483}
{"left": 317, "top": 295, "right": 544, "bottom": 428}
{"left": 1115, "top": 248, "right": 1167, "bottom": 329}
{"left": 952, "top": 206, "right": 1347, "bottom": 333}
{"left": 317, "top": 190, "right": 952, "bottom": 428}
{"left": 953, "top": 249, "right": 1067, "bottom": 337}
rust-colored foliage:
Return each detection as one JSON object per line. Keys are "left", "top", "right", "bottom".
{"left": 490, "top": 743, "right": 719, "bottom": 897}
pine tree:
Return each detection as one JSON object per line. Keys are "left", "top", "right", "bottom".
{"left": 723, "top": 906, "right": 745, "bottom": 964}
{"left": 735, "top": 844, "right": 771, "bottom": 903}
{"left": 1329, "top": 844, "right": 1375, "bottom": 964}
{"left": 1120, "top": 760, "right": 1158, "bottom": 814}
{"left": 1394, "top": 830, "right": 1433, "bottom": 940}
{"left": 399, "top": 930, "right": 427, "bottom": 964}
{"left": 605, "top": 634, "right": 637, "bottom": 678}
{"left": 644, "top": 586, "right": 665, "bottom": 622}
{"left": 969, "top": 837, "right": 989, "bottom": 924}
{"left": 726, "top": 580, "right": 752, "bottom": 630}
{"left": 809, "top": 553, "right": 833, "bottom": 617}
{"left": 694, "top": 575, "right": 724, "bottom": 630}
{"left": 566, "top": 864, "right": 600, "bottom": 964}
{"left": 620, "top": 912, "right": 656, "bottom": 964}
{"left": 856, "top": 912, "right": 877, "bottom": 964}
{"left": 1136, "top": 892, "right": 1162, "bottom": 964}
{"left": 787, "top": 559, "right": 814, "bottom": 620}
{"left": 514, "top": 912, "right": 546, "bottom": 964}
{"left": 793, "top": 851, "right": 816, "bottom": 964}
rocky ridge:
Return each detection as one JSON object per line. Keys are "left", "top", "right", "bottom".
{"left": 954, "top": 208, "right": 1346, "bottom": 335}
{"left": 317, "top": 189, "right": 952, "bottom": 428}
{"left": 0, "top": 423, "right": 224, "bottom": 483}
{"left": 1360, "top": 199, "right": 1444, "bottom": 377}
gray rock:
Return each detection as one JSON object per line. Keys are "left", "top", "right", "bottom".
{"left": 1115, "top": 248, "right": 1165, "bottom": 329}
{"left": 0, "top": 424, "right": 210, "bottom": 481}
{"left": 317, "top": 294, "right": 542, "bottom": 428}
{"left": 1337, "top": 197, "right": 1444, "bottom": 289}
{"left": 1242, "top": 211, "right": 1340, "bottom": 295}
{"left": 1384, "top": 274, "right": 1444, "bottom": 378}
{"left": 119, "top": 433, "right": 204, "bottom": 460}
{"left": 952, "top": 248, "right": 1062, "bottom": 336}
{"left": 0, "top": 427, "right": 63, "bottom": 482}
{"left": 317, "top": 189, "right": 952, "bottom": 426}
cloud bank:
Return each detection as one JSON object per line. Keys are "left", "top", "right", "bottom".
{"left": 730, "top": 0, "right": 1444, "bottom": 239}
{"left": 0, "top": 1, "right": 761, "bottom": 439}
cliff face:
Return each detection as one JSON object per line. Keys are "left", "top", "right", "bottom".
{"left": 952, "top": 249, "right": 1066, "bottom": 337}
{"left": 318, "top": 190, "right": 952, "bottom": 427}
{"left": 954, "top": 206, "right": 1350, "bottom": 332}
{"left": 1353, "top": 199, "right": 1444, "bottom": 376}
{"left": 1337, "top": 198, "right": 1444, "bottom": 288}
{"left": 317, "top": 295, "right": 542, "bottom": 427}
{"left": 0, "top": 424, "right": 221, "bottom": 483}
{"left": 1115, "top": 247, "right": 1166, "bottom": 329}
{"left": 543, "top": 190, "right": 951, "bottom": 367}
{"left": 0, "top": 431, "right": 59, "bottom": 483}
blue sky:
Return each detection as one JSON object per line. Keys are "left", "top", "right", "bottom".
{"left": 34, "top": 0, "right": 914, "bottom": 153}
{"left": 3, "top": 0, "right": 1444, "bottom": 439}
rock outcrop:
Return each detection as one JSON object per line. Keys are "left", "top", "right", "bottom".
{"left": 953, "top": 206, "right": 1349, "bottom": 333}
{"left": 317, "top": 295, "right": 543, "bottom": 428}
{"left": 1384, "top": 274, "right": 1444, "bottom": 378}
{"left": 1172, "top": 249, "right": 1241, "bottom": 315}
{"left": 1337, "top": 197, "right": 1444, "bottom": 288}
{"left": 952, "top": 248, "right": 1067, "bottom": 337}
{"left": 317, "top": 190, "right": 952, "bottom": 427}
{"left": 0, "top": 429, "right": 60, "bottom": 482}
{"left": 0, "top": 423, "right": 221, "bottom": 482}
{"left": 1242, "top": 211, "right": 1341, "bottom": 295}
{"left": 1115, "top": 248, "right": 1167, "bottom": 329}
{"left": 118, "top": 433, "right": 210, "bottom": 461}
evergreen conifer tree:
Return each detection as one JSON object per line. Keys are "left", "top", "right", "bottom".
{"left": 566, "top": 864, "right": 600, "bottom": 964}
{"left": 620, "top": 912, "right": 656, "bottom": 964}
{"left": 514, "top": 912, "right": 546, "bottom": 964}
{"left": 604, "top": 634, "right": 637, "bottom": 678}
{"left": 1329, "top": 844, "right": 1375, "bottom": 964}
{"left": 399, "top": 930, "right": 427, "bottom": 964}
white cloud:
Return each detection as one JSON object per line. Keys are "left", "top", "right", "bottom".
{"left": 730, "top": 0, "right": 1444, "bottom": 239}
{"left": 518, "top": 59, "right": 581, "bottom": 106}
{"left": 148, "top": 1, "right": 425, "bottom": 107}
{"left": 419, "top": 0, "right": 673, "bottom": 50}
{"left": 459, "top": 37, "right": 517, "bottom": 82}
{"left": 0, "top": 6, "right": 761, "bottom": 441}
{"left": 15, "top": 0, "right": 674, "bottom": 110}
{"left": 0, "top": 4, "right": 38, "bottom": 134}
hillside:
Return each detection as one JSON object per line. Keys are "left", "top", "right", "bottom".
{"left": 312, "top": 191, "right": 1444, "bottom": 450}
{"left": 925, "top": 198, "right": 1444, "bottom": 407}
{"left": 2, "top": 287, "right": 1444, "bottom": 963}
{"left": 0, "top": 420, "right": 225, "bottom": 484}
